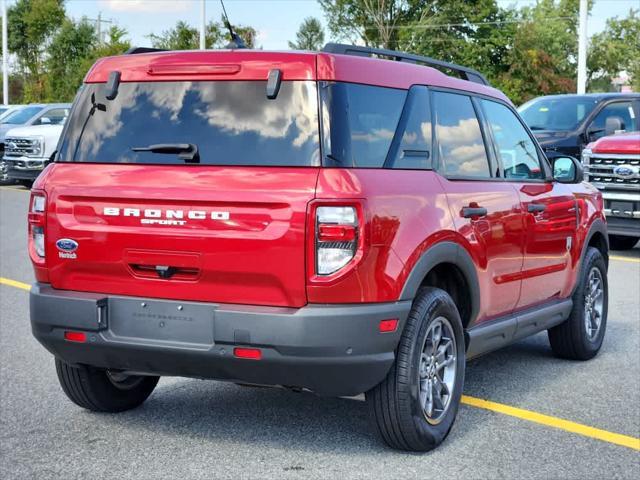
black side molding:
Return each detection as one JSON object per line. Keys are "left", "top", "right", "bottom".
{"left": 466, "top": 299, "right": 573, "bottom": 359}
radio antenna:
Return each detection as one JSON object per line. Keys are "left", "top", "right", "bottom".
{"left": 220, "top": 0, "right": 247, "bottom": 49}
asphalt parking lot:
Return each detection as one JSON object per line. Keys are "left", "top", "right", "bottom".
{"left": 1, "top": 185, "right": 639, "bottom": 479}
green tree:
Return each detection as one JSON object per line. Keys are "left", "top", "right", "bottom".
{"left": 496, "top": 0, "right": 584, "bottom": 104}
{"left": 588, "top": 9, "right": 640, "bottom": 91}
{"left": 148, "top": 19, "right": 257, "bottom": 50}
{"left": 7, "top": 0, "right": 65, "bottom": 101}
{"left": 45, "top": 18, "right": 97, "bottom": 102}
{"left": 288, "top": 17, "right": 325, "bottom": 51}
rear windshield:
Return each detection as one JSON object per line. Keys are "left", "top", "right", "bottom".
{"left": 57, "top": 81, "right": 320, "bottom": 166}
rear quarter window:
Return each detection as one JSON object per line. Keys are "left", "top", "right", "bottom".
{"left": 321, "top": 82, "right": 407, "bottom": 168}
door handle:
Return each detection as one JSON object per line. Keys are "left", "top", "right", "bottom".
{"left": 527, "top": 203, "right": 546, "bottom": 213}
{"left": 462, "top": 206, "right": 488, "bottom": 218}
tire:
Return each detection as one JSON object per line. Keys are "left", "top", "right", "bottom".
{"left": 609, "top": 235, "right": 638, "bottom": 251}
{"left": 548, "top": 247, "right": 608, "bottom": 360}
{"left": 366, "top": 287, "right": 465, "bottom": 452}
{"left": 55, "top": 358, "right": 159, "bottom": 412}
{"left": 0, "top": 159, "right": 14, "bottom": 185}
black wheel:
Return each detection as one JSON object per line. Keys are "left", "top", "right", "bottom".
{"left": 55, "top": 358, "right": 159, "bottom": 412}
{"left": 609, "top": 235, "right": 638, "bottom": 251}
{"left": 548, "top": 247, "right": 608, "bottom": 360}
{"left": 366, "top": 287, "right": 465, "bottom": 452}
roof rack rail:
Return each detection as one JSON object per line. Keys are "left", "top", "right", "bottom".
{"left": 321, "top": 43, "right": 490, "bottom": 86}
{"left": 125, "top": 47, "right": 168, "bottom": 55}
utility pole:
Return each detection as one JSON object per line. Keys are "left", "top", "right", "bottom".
{"left": 577, "top": 0, "right": 588, "bottom": 94}
{"left": 199, "top": 0, "right": 206, "bottom": 50}
{"left": 2, "top": 0, "right": 8, "bottom": 105}
{"left": 86, "top": 13, "right": 113, "bottom": 45}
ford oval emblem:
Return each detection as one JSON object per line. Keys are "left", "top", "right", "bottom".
{"left": 56, "top": 238, "right": 78, "bottom": 252}
{"left": 613, "top": 165, "right": 637, "bottom": 179}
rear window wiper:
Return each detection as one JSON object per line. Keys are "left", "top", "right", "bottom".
{"left": 131, "top": 143, "right": 199, "bottom": 163}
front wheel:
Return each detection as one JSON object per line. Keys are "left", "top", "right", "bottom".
{"left": 55, "top": 359, "right": 159, "bottom": 412}
{"left": 548, "top": 247, "right": 608, "bottom": 360}
{"left": 366, "top": 287, "right": 465, "bottom": 452}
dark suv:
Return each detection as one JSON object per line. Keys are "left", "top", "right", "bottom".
{"left": 29, "top": 44, "right": 609, "bottom": 452}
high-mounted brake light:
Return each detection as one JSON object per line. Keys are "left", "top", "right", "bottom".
{"left": 28, "top": 192, "right": 47, "bottom": 261}
{"left": 315, "top": 206, "right": 358, "bottom": 275}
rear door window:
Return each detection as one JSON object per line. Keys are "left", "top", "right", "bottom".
{"left": 432, "top": 91, "right": 491, "bottom": 178}
{"left": 320, "top": 82, "right": 406, "bottom": 168}
{"left": 57, "top": 81, "right": 320, "bottom": 166}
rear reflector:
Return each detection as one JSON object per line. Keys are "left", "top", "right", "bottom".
{"left": 64, "top": 331, "right": 87, "bottom": 343}
{"left": 234, "top": 347, "right": 262, "bottom": 360}
{"left": 379, "top": 319, "right": 399, "bottom": 333}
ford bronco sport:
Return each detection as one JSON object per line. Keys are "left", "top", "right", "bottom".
{"left": 29, "top": 44, "right": 609, "bottom": 452}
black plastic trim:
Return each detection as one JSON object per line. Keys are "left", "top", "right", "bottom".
{"left": 399, "top": 241, "right": 480, "bottom": 327}
{"left": 466, "top": 299, "right": 573, "bottom": 359}
{"left": 322, "top": 43, "right": 490, "bottom": 86}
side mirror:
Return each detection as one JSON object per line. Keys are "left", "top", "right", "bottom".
{"left": 552, "top": 156, "right": 584, "bottom": 184}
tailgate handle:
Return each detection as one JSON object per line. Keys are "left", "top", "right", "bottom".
{"left": 129, "top": 263, "right": 200, "bottom": 280}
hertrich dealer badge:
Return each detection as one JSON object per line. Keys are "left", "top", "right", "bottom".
{"left": 56, "top": 238, "right": 78, "bottom": 259}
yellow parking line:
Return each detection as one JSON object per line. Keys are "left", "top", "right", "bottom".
{"left": 462, "top": 395, "right": 640, "bottom": 451}
{"left": 0, "top": 186, "right": 29, "bottom": 192}
{"left": 0, "top": 276, "right": 638, "bottom": 451}
{"left": 0, "top": 277, "right": 31, "bottom": 291}
{"left": 610, "top": 255, "right": 640, "bottom": 264}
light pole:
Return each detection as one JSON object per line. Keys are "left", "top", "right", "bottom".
{"left": 577, "top": 0, "right": 588, "bottom": 94}
{"left": 2, "top": 0, "right": 8, "bottom": 105}
{"left": 199, "top": 0, "right": 206, "bottom": 50}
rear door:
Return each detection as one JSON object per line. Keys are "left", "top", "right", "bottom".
{"left": 432, "top": 91, "right": 526, "bottom": 323}
{"left": 45, "top": 79, "right": 321, "bottom": 308}
{"left": 479, "top": 98, "right": 578, "bottom": 309}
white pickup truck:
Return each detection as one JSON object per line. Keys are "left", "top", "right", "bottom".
{"left": 2, "top": 123, "right": 65, "bottom": 186}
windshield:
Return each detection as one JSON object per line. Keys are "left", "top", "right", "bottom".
{"left": 58, "top": 81, "right": 320, "bottom": 166}
{"left": 518, "top": 97, "right": 599, "bottom": 131}
{"left": 1, "top": 106, "right": 43, "bottom": 125}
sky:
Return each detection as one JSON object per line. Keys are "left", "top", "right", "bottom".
{"left": 57, "top": 0, "right": 639, "bottom": 50}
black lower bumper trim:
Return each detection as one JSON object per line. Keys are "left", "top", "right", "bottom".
{"left": 30, "top": 283, "right": 411, "bottom": 396}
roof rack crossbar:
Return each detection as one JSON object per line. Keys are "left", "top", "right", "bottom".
{"left": 321, "top": 43, "right": 490, "bottom": 86}
{"left": 125, "top": 47, "right": 168, "bottom": 55}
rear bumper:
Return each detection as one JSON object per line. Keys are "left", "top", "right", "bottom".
{"left": 30, "top": 283, "right": 411, "bottom": 396}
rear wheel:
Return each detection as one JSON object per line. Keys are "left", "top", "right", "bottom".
{"left": 366, "top": 287, "right": 465, "bottom": 451}
{"left": 55, "top": 359, "right": 159, "bottom": 412}
{"left": 609, "top": 235, "right": 638, "bottom": 251}
{"left": 548, "top": 247, "right": 608, "bottom": 360}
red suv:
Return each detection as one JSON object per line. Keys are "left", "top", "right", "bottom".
{"left": 29, "top": 44, "right": 609, "bottom": 452}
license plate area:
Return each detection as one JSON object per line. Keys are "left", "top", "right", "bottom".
{"left": 108, "top": 298, "right": 215, "bottom": 346}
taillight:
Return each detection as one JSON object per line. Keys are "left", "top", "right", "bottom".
{"left": 315, "top": 206, "right": 358, "bottom": 275}
{"left": 28, "top": 191, "right": 47, "bottom": 264}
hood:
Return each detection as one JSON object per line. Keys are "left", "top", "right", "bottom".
{"left": 587, "top": 132, "right": 640, "bottom": 155}
{"left": 2, "top": 124, "right": 64, "bottom": 139}
{"left": 0, "top": 123, "right": 18, "bottom": 141}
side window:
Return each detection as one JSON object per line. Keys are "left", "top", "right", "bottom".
{"left": 388, "top": 86, "right": 432, "bottom": 170}
{"left": 589, "top": 102, "right": 637, "bottom": 140}
{"left": 481, "top": 99, "right": 544, "bottom": 180}
{"left": 36, "top": 108, "right": 69, "bottom": 126}
{"left": 432, "top": 91, "right": 491, "bottom": 178}
{"left": 321, "top": 82, "right": 406, "bottom": 168}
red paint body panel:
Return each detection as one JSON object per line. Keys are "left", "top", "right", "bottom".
{"left": 85, "top": 50, "right": 508, "bottom": 103}
{"left": 588, "top": 132, "right": 640, "bottom": 154}
{"left": 40, "top": 164, "right": 318, "bottom": 308}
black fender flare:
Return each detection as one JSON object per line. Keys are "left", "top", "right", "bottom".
{"left": 581, "top": 218, "right": 609, "bottom": 268}
{"left": 399, "top": 241, "right": 480, "bottom": 326}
